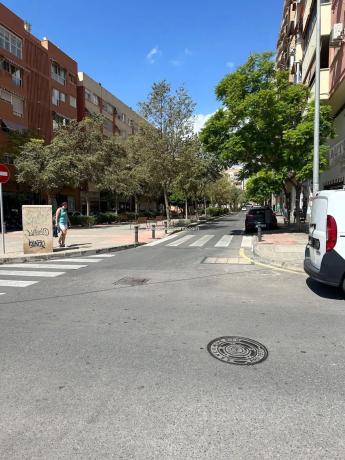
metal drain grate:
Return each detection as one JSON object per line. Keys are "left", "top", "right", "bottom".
{"left": 207, "top": 336, "right": 268, "bottom": 366}
{"left": 114, "top": 277, "right": 149, "bottom": 286}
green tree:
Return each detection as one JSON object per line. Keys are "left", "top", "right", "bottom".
{"left": 245, "top": 170, "right": 284, "bottom": 205}
{"left": 14, "top": 138, "right": 73, "bottom": 204}
{"left": 138, "top": 80, "right": 196, "bottom": 222}
{"left": 206, "top": 175, "right": 241, "bottom": 210}
{"left": 49, "top": 115, "right": 105, "bottom": 215}
{"left": 200, "top": 52, "right": 333, "bottom": 223}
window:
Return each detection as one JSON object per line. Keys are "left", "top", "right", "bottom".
{"left": 69, "top": 73, "right": 77, "bottom": 85}
{"left": 0, "top": 88, "right": 24, "bottom": 116}
{"left": 0, "top": 25, "right": 22, "bottom": 58}
{"left": 122, "top": 113, "right": 126, "bottom": 123}
{"left": 85, "top": 89, "right": 98, "bottom": 105}
{"left": 91, "top": 93, "right": 98, "bottom": 105}
{"left": 59, "top": 92, "right": 66, "bottom": 103}
{"left": 103, "top": 102, "right": 114, "bottom": 115}
{"left": 1, "top": 58, "right": 22, "bottom": 86}
{"left": 52, "top": 88, "right": 59, "bottom": 106}
{"left": 3, "top": 153, "right": 14, "bottom": 165}
{"left": 70, "top": 95, "right": 77, "bottom": 108}
{"left": 52, "top": 112, "right": 69, "bottom": 130}
{"left": 103, "top": 119, "right": 113, "bottom": 132}
{"left": 51, "top": 62, "right": 66, "bottom": 85}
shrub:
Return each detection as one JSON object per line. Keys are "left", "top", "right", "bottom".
{"left": 206, "top": 207, "right": 229, "bottom": 217}
{"left": 94, "top": 213, "right": 121, "bottom": 224}
{"left": 69, "top": 215, "right": 96, "bottom": 227}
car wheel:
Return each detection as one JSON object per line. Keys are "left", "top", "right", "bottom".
{"left": 342, "top": 277, "right": 345, "bottom": 295}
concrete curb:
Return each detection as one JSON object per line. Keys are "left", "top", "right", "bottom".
{"left": 0, "top": 243, "right": 146, "bottom": 265}
{"left": 251, "top": 238, "right": 304, "bottom": 273}
{"left": 0, "top": 214, "right": 228, "bottom": 265}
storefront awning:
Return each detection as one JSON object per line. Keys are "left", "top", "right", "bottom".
{"left": 0, "top": 119, "right": 27, "bottom": 132}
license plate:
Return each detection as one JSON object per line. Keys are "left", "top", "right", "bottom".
{"left": 255, "top": 223, "right": 266, "bottom": 228}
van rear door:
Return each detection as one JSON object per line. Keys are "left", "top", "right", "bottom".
{"left": 309, "top": 195, "right": 328, "bottom": 270}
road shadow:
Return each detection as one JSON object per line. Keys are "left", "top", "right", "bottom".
{"left": 306, "top": 278, "right": 345, "bottom": 300}
{"left": 53, "top": 243, "right": 92, "bottom": 252}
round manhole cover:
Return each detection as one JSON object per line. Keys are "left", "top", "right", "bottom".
{"left": 207, "top": 336, "right": 268, "bottom": 366}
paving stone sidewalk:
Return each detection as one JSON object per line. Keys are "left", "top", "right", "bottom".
{"left": 253, "top": 231, "right": 307, "bottom": 272}
{"left": 0, "top": 223, "right": 172, "bottom": 263}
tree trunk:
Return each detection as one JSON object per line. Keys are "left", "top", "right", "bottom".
{"left": 134, "top": 195, "right": 139, "bottom": 217}
{"left": 86, "top": 192, "right": 90, "bottom": 217}
{"left": 185, "top": 199, "right": 188, "bottom": 220}
{"left": 47, "top": 193, "right": 53, "bottom": 205}
{"left": 163, "top": 187, "right": 170, "bottom": 223}
{"left": 114, "top": 193, "right": 118, "bottom": 216}
{"left": 204, "top": 197, "right": 207, "bottom": 215}
{"left": 195, "top": 200, "right": 199, "bottom": 219}
{"left": 295, "top": 183, "right": 302, "bottom": 231}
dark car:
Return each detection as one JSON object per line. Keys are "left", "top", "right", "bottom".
{"left": 245, "top": 206, "right": 277, "bottom": 233}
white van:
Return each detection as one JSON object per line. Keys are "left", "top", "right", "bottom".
{"left": 304, "top": 190, "right": 345, "bottom": 293}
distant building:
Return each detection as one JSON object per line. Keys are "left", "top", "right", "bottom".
{"left": 77, "top": 72, "right": 142, "bottom": 139}
{"left": 225, "top": 166, "right": 245, "bottom": 190}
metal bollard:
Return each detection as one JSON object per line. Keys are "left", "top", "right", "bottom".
{"left": 257, "top": 224, "right": 262, "bottom": 242}
{"left": 134, "top": 225, "right": 139, "bottom": 244}
{"left": 164, "top": 221, "right": 168, "bottom": 234}
{"left": 152, "top": 223, "right": 156, "bottom": 239}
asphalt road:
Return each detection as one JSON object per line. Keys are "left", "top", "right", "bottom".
{"left": 1, "top": 213, "right": 345, "bottom": 459}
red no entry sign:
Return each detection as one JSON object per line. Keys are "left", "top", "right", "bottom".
{"left": 0, "top": 164, "right": 10, "bottom": 184}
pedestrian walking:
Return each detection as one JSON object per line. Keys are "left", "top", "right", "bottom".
{"left": 55, "top": 202, "right": 70, "bottom": 248}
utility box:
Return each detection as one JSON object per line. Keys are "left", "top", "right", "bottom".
{"left": 22, "top": 205, "right": 53, "bottom": 254}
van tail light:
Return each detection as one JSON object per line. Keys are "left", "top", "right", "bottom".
{"left": 326, "top": 215, "right": 337, "bottom": 252}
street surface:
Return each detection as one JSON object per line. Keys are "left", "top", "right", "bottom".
{"left": 1, "top": 213, "right": 345, "bottom": 459}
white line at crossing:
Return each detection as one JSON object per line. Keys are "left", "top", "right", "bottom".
{"left": 145, "top": 233, "right": 182, "bottom": 246}
{"left": 7, "top": 264, "right": 87, "bottom": 270}
{"left": 167, "top": 235, "right": 195, "bottom": 247}
{"left": 189, "top": 235, "right": 214, "bottom": 247}
{"left": 53, "top": 258, "right": 101, "bottom": 263}
{"left": 214, "top": 235, "right": 233, "bottom": 247}
{"left": 0, "top": 270, "right": 65, "bottom": 277}
{"left": 0, "top": 280, "right": 38, "bottom": 287}
{"left": 241, "top": 236, "right": 253, "bottom": 249}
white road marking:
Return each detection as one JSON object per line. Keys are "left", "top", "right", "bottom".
{"left": 167, "top": 235, "right": 195, "bottom": 247}
{"left": 189, "top": 234, "right": 214, "bottom": 247}
{"left": 214, "top": 235, "right": 233, "bottom": 247}
{"left": 241, "top": 236, "right": 253, "bottom": 249}
{"left": 53, "top": 258, "right": 101, "bottom": 263}
{"left": 88, "top": 254, "right": 115, "bottom": 258}
{"left": 7, "top": 264, "right": 87, "bottom": 270}
{"left": 0, "top": 280, "right": 38, "bottom": 287}
{"left": 0, "top": 270, "right": 65, "bottom": 277}
{"left": 145, "top": 233, "right": 182, "bottom": 246}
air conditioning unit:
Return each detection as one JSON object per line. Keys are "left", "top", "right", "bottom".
{"left": 330, "top": 23, "right": 344, "bottom": 48}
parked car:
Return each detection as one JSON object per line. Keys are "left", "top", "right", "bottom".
{"left": 304, "top": 190, "right": 345, "bottom": 293}
{"left": 245, "top": 206, "right": 277, "bottom": 232}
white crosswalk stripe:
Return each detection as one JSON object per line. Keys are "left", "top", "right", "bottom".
{"left": 7, "top": 263, "right": 87, "bottom": 270}
{"left": 214, "top": 235, "right": 233, "bottom": 247}
{"left": 167, "top": 235, "right": 195, "bottom": 247}
{"left": 241, "top": 236, "right": 253, "bottom": 249}
{"left": 0, "top": 280, "right": 38, "bottom": 287}
{"left": 189, "top": 234, "right": 214, "bottom": 247}
{"left": 145, "top": 233, "right": 181, "bottom": 246}
{"left": 53, "top": 258, "right": 101, "bottom": 263}
{"left": 0, "top": 270, "right": 65, "bottom": 278}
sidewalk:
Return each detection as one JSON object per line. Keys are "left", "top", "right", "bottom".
{"left": 252, "top": 231, "right": 307, "bottom": 272}
{"left": 0, "top": 223, "right": 173, "bottom": 263}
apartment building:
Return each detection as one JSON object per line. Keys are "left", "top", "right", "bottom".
{"left": 276, "top": 0, "right": 345, "bottom": 218}
{"left": 77, "top": 72, "right": 144, "bottom": 213}
{"left": 77, "top": 72, "right": 141, "bottom": 139}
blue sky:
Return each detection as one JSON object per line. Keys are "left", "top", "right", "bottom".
{"left": 4, "top": 0, "right": 282, "bottom": 125}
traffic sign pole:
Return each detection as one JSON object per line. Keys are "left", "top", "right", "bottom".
{"left": 0, "top": 183, "right": 5, "bottom": 253}
{"left": 0, "top": 164, "right": 11, "bottom": 254}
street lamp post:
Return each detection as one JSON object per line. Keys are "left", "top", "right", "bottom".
{"left": 313, "top": 0, "right": 321, "bottom": 196}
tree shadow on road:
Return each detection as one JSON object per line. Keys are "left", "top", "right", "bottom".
{"left": 306, "top": 278, "right": 344, "bottom": 300}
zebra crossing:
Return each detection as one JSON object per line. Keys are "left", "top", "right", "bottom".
{"left": 146, "top": 233, "right": 253, "bottom": 250}
{"left": 0, "top": 253, "right": 116, "bottom": 296}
